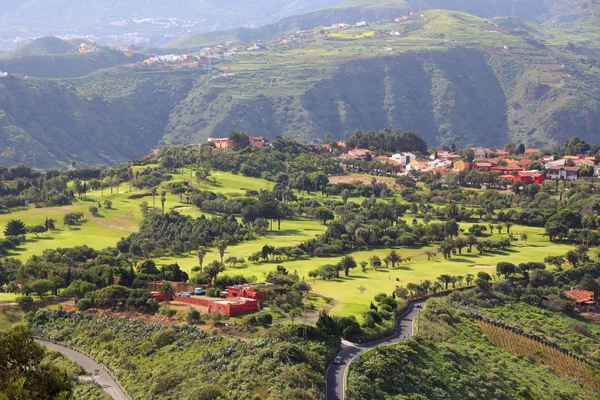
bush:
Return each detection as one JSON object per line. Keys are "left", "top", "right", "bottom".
{"left": 89, "top": 206, "right": 99, "bottom": 216}
{"left": 76, "top": 298, "right": 93, "bottom": 311}
{"left": 255, "top": 311, "right": 273, "bottom": 327}
{"left": 16, "top": 295, "right": 35, "bottom": 311}
{"left": 152, "top": 328, "right": 176, "bottom": 348}
{"left": 186, "top": 309, "right": 202, "bottom": 324}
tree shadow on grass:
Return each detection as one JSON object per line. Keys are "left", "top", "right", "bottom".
{"left": 392, "top": 266, "right": 413, "bottom": 271}
{"left": 445, "top": 257, "right": 472, "bottom": 263}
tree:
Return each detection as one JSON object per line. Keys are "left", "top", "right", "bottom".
{"left": 63, "top": 279, "right": 96, "bottom": 301}
{"left": 520, "top": 232, "right": 528, "bottom": 244}
{"left": 338, "top": 255, "right": 357, "bottom": 277}
{"left": 4, "top": 219, "right": 26, "bottom": 237}
{"left": 205, "top": 261, "right": 225, "bottom": 286}
{"left": 465, "top": 273, "right": 474, "bottom": 286}
{"left": 496, "top": 262, "right": 516, "bottom": 279}
{"left": 384, "top": 251, "right": 402, "bottom": 268}
{"left": 544, "top": 255, "right": 565, "bottom": 270}
{"left": 315, "top": 207, "right": 334, "bottom": 225}
{"left": 437, "top": 274, "right": 453, "bottom": 290}
{"left": 151, "top": 187, "right": 158, "bottom": 209}
{"left": 545, "top": 221, "right": 569, "bottom": 242}
{"left": 357, "top": 285, "right": 366, "bottom": 294}
{"left": 187, "top": 309, "right": 202, "bottom": 324}
{"left": 158, "top": 282, "right": 175, "bottom": 302}
{"left": 89, "top": 206, "right": 99, "bottom": 216}
{"left": 26, "top": 224, "right": 46, "bottom": 238}
{"left": 369, "top": 255, "right": 382, "bottom": 270}
{"left": 504, "top": 222, "right": 514, "bottom": 234}
{"left": 216, "top": 240, "right": 228, "bottom": 264}
{"left": 0, "top": 325, "right": 73, "bottom": 399}
{"left": 197, "top": 246, "right": 207, "bottom": 272}
{"left": 341, "top": 189, "right": 350, "bottom": 206}
{"left": 359, "top": 261, "right": 368, "bottom": 273}
{"left": 31, "top": 279, "right": 54, "bottom": 299}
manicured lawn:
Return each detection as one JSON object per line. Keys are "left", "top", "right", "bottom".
{"left": 158, "top": 221, "right": 573, "bottom": 319}
{"left": 0, "top": 292, "right": 17, "bottom": 302}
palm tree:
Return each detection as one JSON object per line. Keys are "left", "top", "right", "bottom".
{"left": 467, "top": 234, "right": 478, "bottom": 252}
{"left": 197, "top": 246, "right": 207, "bottom": 272}
{"left": 151, "top": 187, "right": 158, "bottom": 209}
{"left": 160, "top": 191, "right": 166, "bottom": 214}
{"left": 158, "top": 282, "right": 175, "bottom": 304}
{"left": 465, "top": 273, "right": 474, "bottom": 286}
{"left": 216, "top": 240, "right": 228, "bottom": 264}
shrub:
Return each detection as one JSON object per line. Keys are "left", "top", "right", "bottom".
{"left": 152, "top": 328, "right": 176, "bottom": 348}
{"left": 186, "top": 309, "right": 202, "bottom": 324}
{"left": 76, "top": 298, "right": 93, "bottom": 311}
{"left": 255, "top": 311, "right": 273, "bottom": 327}
{"left": 571, "top": 323, "right": 591, "bottom": 337}
{"left": 16, "top": 295, "right": 35, "bottom": 311}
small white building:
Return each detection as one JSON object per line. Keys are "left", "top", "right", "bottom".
{"left": 391, "top": 152, "right": 416, "bottom": 166}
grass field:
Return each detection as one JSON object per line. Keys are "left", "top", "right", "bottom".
{"left": 0, "top": 169, "right": 578, "bottom": 320}
{"left": 0, "top": 292, "right": 17, "bottom": 302}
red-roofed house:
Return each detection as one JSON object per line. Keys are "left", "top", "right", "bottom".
{"left": 564, "top": 289, "right": 596, "bottom": 306}
{"left": 474, "top": 162, "right": 494, "bottom": 171}
{"left": 515, "top": 171, "right": 545, "bottom": 184}
{"left": 524, "top": 148, "right": 541, "bottom": 155}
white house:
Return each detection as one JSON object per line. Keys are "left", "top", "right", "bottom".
{"left": 391, "top": 152, "right": 416, "bottom": 166}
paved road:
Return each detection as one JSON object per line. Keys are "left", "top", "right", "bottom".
{"left": 36, "top": 340, "right": 129, "bottom": 400}
{"left": 326, "top": 301, "right": 425, "bottom": 400}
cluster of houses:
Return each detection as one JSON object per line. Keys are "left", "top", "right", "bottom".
{"left": 207, "top": 136, "right": 266, "bottom": 149}
{"left": 338, "top": 144, "right": 598, "bottom": 182}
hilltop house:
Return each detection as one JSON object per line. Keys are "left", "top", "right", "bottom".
{"left": 546, "top": 166, "right": 580, "bottom": 180}
{"left": 207, "top": 136, "right": 265, "bottom": 149}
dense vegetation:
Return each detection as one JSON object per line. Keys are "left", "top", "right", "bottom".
{"left": 27, "top": 309, "right": 339, "bottom": 400}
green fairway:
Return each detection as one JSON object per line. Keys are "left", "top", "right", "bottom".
{"left": 0, "top": 170, "right": 275, "bottom": 260}
{"left": 154, "top": 220, "right": 573, "bottom": 318}
{"left": 0, "top": 167, "right": 581, "bottom": 321}
{"left": 0, "top": 292, "right": 17, "bottom": 302}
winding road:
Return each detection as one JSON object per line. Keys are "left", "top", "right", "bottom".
{"left": 36, "top": 340, "right": 129, "bottom": 400}
{"left": 326, "top": 301, "right": 425, "bottom": 400}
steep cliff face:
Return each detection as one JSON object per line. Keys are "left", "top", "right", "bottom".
{"left": 0, "top": 70, "right": 196, "bottom": 168}
{"left": 165, "top": 48, "right": 510, "bottom": 147}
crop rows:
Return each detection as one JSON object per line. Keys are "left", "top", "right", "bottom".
{"left": 478, "top": 321, "right": 600, "bottom": 390}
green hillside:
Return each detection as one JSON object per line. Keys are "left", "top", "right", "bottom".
{"left": 163, "top": 9, "right": 600, "bottom": 148}
{"left": 0, "top": 46, "right": 147, "bottom": 78}
{"left": 1, "top": 7, "right": 600, "bottom": 167}
{"left": 0, "top": 36, "right": 76, "bottom": 58}
{"left": 0, "top": 68, "right": 197, "bottom": 168}
{"left": 167, "top": 0, "right": 596, "bottom": 50}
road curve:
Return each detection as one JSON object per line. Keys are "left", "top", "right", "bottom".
{"left": 326, "top": 301, "right": 425, "bottom": 400}
{"left": 36, "top": 340, "right": 129, "bottom": 400}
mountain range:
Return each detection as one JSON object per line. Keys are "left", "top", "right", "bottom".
{"left": 0, "top": 0, "right": 599, "bottom": 168}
